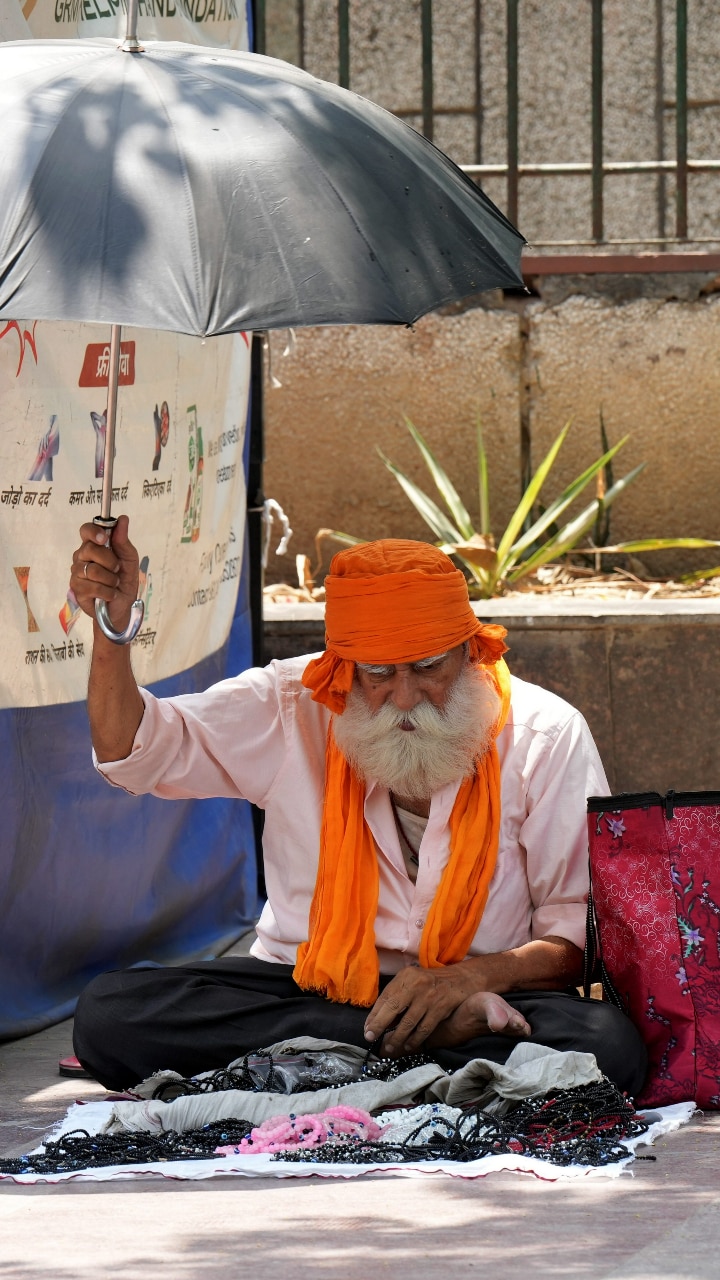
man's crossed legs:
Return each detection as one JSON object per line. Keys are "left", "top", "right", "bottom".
{"left": 74, "top": 957, "right": 648, "bottom": 1096}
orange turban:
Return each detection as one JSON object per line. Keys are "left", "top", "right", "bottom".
{"left": 294, "top": 540, "right": 511, "bottom": 1007}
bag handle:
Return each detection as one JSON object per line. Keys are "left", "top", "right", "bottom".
{"left": 582, "top": 873, "right": 598, "bottom": 998}
{"left": 583, "top": 865, "right": 626, "bottom": 1011}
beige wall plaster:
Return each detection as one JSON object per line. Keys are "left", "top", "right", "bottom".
{"left": 263, "top": 293, "right": 720, "bottom": 583}
{"left": 525, "top": 293, "right": 720, "bottom": 574}
{"left": 262, "top": 308, "right": 521, "bottom": 580}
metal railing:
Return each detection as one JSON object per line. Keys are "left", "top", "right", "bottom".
{"left": 255, "top": 0, "right": 720, "bottom": 252}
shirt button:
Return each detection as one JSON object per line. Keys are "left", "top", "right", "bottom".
{"left": 415, "top": 918, "right": 424, "bottom": 928}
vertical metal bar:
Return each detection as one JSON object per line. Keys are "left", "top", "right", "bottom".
{"left": 121, "top": 0, "right": 142, "bottom": 52}
{"left": 252, "top": 0, "right": 266, "bottom": 56}
{"left": 298, "top": 0, "right": 306, "bottom": 70}
{"left": 248, "top": 333, "right": 266, "bottom": 896}
{"left": 248, "top": 333, "right": 265, "bottom": 670}
{"left": 421, "top": 0, "right": 434, "bottom": 141}
{"left": 125, "top": 0, "right": 138, "bottom": 42}
{"left": 655, "top": 0, "right": 667, "bottom": 241}
{"left": 338, "top": 0, "right": 350, "bottom": 87}
{"left": 675, "top": 0, "right": 688, "bottom": 238}
{"left": 506, "top": 0, "right": 519, "bottom": 224}
{"left": 591, "top": 0, "right": 604, "bottom": 241}
{"left": 100, "top": 325, "right": 122, "bottom": 522}
{"left": 474, "top": 0, "right": 483, "bottom": 164}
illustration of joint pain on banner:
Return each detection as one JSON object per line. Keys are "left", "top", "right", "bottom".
{"left": 0, "top": 319, "right": 251, "bottom": 709}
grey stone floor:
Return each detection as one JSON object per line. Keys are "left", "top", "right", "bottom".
{"left": 1, "top": 991, "right": 719, "bottom": 1279}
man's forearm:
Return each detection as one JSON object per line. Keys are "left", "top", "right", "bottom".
{"left": 455, "top": 935, "right": 583, "bottom": 994}
{"left": 88, "top": 626, "right": 145, "bottom": 762}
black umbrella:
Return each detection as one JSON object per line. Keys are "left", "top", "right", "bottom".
{"left": 0, "top": 13, "right": 524, "bottom": 640}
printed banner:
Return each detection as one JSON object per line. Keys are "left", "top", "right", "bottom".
{"left": 0, "top": 319, "right": 250, "bottom": 708}
{"left": 21, "top": 0, "right": 248, "bottom": 48}
{"left": 0, "top": 2, "right": 258, "bottom": 1044}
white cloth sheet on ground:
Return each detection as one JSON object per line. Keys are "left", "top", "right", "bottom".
{"left": 0, "top": 1099, "right": 695, "bottom": 1185}
{"left": 0, "top": 1042, "right": 695, "bottom": 1186}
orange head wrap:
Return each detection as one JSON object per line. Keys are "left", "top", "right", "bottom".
{"left": 302, "top": 540, "right": 508, "bottom": 714}
{"left": 294, "top": 539, "right": 511, "bottom": 1007}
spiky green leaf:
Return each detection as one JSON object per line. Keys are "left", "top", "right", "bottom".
{"left": 495, "top": 423, "right": 571, "bottom": 565}
{"left": 506, "top": 464, "right": 648, "bottom": 581}
{"left": 601, "top": 537, "right": 720, "bottom": 553}
{"left": 404, "top": 419, "right": 475, "bottom": 538}
{"left": 378, "top": 450, "right": 463, "bottom": 543}
{"left": 508, "top": 440, "right": 633, "bottom": 560}
{"left": 477, "top": 417, "right": 490, "bottom": 536}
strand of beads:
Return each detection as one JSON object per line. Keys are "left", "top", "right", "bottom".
{"left": 215, "top": 1105, "right": 384, "bottom": 1156}
{"left": 278, "top": 1080, "right": 651, "bottom": 1168}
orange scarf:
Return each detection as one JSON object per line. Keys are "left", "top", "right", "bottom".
{"left": 294, "top": 540, "right": 511, "bottom": 1007}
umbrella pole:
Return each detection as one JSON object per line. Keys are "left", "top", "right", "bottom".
{"left": 92, "top": 323, "right": 145, "bottom": 644}
{"left": 121, "top": 0, "right": 143, "bottom": 53}
{"left": 99, "top": 323, "right": 121, "bottom": 523}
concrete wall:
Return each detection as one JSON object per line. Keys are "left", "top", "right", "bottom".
{"left": 263, "top": 286, "right": 720, "bottom": 582}
{"left": 525, "top": 290, "right": 720, "bottom": 573}
{"left": 263, "top": 306, "right": 521, "bottom": 573}
{"left": 261, "top": 3, "right": 720, "bottom": 584}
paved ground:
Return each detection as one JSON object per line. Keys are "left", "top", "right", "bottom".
{"left": 1, "top": 989, "right": 719, "bottom": 1279}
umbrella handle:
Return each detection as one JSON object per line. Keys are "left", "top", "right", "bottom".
{"left": 92, "top": 514, "right": 145, "bottom": 644}
{"left": 94, "top": 597, "right": 145, "bottom": 645}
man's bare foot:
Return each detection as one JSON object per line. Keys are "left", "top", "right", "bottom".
{"left": 423, "top": 991, "right": 531, "bottom": 1050}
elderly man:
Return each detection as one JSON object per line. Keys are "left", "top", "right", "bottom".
{"left": 69, "top": 519, "right": 646, "bottom": 1095}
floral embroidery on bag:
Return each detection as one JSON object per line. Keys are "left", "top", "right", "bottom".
{"left": 606, "top": 815, "right": 626, "bottom": 839}
{"left": 645, "top": 994, "right": 678, "bottom": 1081}
{"left": 678, "top": 920, "right": 705, "bottom": 957}
{"left": 671, "top": 862, "right": 714, "bottom": 960}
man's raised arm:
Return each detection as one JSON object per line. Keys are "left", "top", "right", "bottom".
{"left": 70, "top": 516, "right": 145, "bottom": 763}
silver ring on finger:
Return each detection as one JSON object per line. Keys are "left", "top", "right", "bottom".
{"left": 84, "top": 562, "right": 89, "bottom": 578}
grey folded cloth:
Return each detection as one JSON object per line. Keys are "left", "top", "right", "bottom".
{"left": 104, "top": 1063, "right": 446, "bottom": 1134}
{"left": 429, "top": 1042, "right": 603, "bottom": 1114}
{"left": 103, "top": 1039, "right": 602, "bottom": 1136}
{"left": 128, "top": 1037, "right": 373, "bottom": 1102}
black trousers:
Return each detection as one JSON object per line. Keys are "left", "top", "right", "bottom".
{"left": 73, "top": 956, "right": 648, "bottom": 1097}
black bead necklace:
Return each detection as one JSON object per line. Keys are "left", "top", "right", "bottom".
{"left": 278, "top": 1079, "right": 652, "bottom": 1168}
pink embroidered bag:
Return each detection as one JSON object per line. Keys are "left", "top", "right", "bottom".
{"left": 586, "top": 790, "right": 720, "bottom": 1108}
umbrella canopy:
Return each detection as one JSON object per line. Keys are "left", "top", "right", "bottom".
{"left": 0, "top": 39, "right": 523, "bottom": 336}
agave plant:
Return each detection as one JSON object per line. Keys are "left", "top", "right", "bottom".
{"left": 316, "top": 418, "right": 720, "bottom": 596}
{"left": 374, "top": 417, "right": 649, "bottom": 598}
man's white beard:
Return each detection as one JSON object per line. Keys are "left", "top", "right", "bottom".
{"left": 332, "top": 662, "right": 502, "bottom": 800}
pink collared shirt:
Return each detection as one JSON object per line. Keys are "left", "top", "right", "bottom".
{"left": 96, "top": 657, "right": 607, "bottom": 973}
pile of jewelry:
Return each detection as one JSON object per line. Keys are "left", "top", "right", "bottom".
{"left": 0, "top": 1069, "right": 651, "bottom": 1177}
{"left": 152, "top": 1048, "right": 431, "bottom": 1101}
{"left": 215, "top": 1105, "right": 382, "bottom": 1156}
{"left": 0, "top": 1119, "right": 255, "bottom": 1177}
{"left": 278, "top": 1079, "right": 651, "bottom": 1168}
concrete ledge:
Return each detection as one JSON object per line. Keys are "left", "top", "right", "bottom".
{"left": 264, "top": 601, "right": 720, "bottom": 793}
{"left": 265, "top": 598, "right": 720, "bottom": 621}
